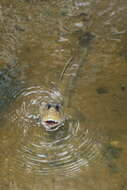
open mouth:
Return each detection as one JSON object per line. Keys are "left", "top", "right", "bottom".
{"left": 45, "top": 120, "right": 59, "bottom": 126}
{"left": 42, "top": 119, "right": 64, "bottom": 131}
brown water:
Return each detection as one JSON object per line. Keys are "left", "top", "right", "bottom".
{"left": 0, "top": 0, "right": 127, "bottom": 189}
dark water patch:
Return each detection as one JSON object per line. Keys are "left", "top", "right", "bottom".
{"left": 119, "top": 50, "right": 127, "bottom": 60}
{"left": 107, "top": 162, "right": 120, "bottom": 174}
{"left": 119, "top": 35, "right": 127, "bottom": 60}
{"left": 15, "top": 25, "right": 25, "bottom": 32}
{"left": 0, "top": 61, "right": 25, "bottom": 112}
{"left": 121, "top": 183, "right": 127, "bottom": 190}
{"left": 120, "top": 85, "right": 126, "bottom": 91}
{"left": 96, "top": 87, "right": 109, "bottom": 94}
{"left": 103, "top": 144, "right": 123, "bottom": 160}
{"left": 101, "top": 143, "right": 123, "bottom": 174}
{"left": 78, "top": 32, "right": 95, "bottom": 47}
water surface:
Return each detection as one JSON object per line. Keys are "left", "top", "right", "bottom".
{"left": 0, "top": 0, "right": 127, "bottom": 189}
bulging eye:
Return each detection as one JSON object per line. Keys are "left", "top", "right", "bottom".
{"left": 47, "top": 103, "right": 51, "bottom": 109}
{"left": 55, "top": 104, "right": 60, "bottom": 111}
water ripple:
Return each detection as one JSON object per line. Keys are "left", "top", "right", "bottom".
{"left": 9, "top": 86, "right": 101, "bottom": 176}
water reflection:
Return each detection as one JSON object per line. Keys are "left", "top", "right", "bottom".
{"left": 8, "top": 85, "right": 101, "bottom": 176}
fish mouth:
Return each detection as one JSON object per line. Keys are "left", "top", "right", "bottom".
{"left": 42, "top": 119, "right": 64, "bottom": 131}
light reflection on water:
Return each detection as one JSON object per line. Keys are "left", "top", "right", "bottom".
{"left": 8, "top": 86, "right": 101, "bottom": 176}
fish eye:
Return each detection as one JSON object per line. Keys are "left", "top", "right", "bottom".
{"left": 55, "top": 104, "right": 60, "bottom": 111}
{"left": 47, "top": 103, "right": 52, "bottom": 109}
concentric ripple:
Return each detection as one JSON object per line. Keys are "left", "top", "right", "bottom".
{"left": 9, "top": 86, "right": 102, "bottom": 176}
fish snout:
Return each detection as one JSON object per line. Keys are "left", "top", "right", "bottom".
{"left": 40, "top": 102, "right": 65, "bottom": 131}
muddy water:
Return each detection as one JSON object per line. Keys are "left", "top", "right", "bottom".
{"left": 0, "top": 0, "right": 127, "bottom": 189}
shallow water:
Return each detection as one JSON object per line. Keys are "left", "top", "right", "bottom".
{"left": 0, "top": 0, "right": 127, "bottom": 189}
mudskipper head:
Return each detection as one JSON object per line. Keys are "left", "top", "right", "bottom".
{"left": 40, "top": 102, "right": 65, "bottom": 131}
